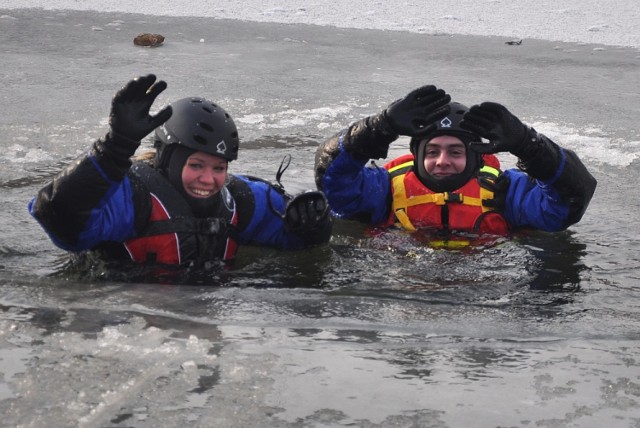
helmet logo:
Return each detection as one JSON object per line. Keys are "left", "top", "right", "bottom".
{"left": 159, "top": 124, "right": 173, "bottom": 141}
{"left": 440, "top": 117, "right": 453, "bottom": 128}
{"left": 216, "top": 140, "right": 227, "bottom": 155}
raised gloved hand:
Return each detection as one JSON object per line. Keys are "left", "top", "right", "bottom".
{"left": 107, "top": 74, "right": 173, "bottom": 159}
{"left": 460, "top": 102, "right": 538, "bottom": 159}
{"left": 343, "top": 85, "right": 451, "bottom": 160}
{"left": 384, "top": 85, "right": 451, "bottom": 137}
{"left": 284, "top": 191, "right": 330, "bottom": 234}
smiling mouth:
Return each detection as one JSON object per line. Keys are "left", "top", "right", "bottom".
{"left": 190, "top": 188, "right": 213, "bottom": 197}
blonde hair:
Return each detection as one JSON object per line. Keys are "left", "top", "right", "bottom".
{"left": 132, "top": 149, "right": 156, "bottom": 164}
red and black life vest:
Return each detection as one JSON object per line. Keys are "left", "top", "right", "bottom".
{"left": 123, "top": 162, "right": 239, "bottom": 265}
{"left": 383, "top": 154, "right": 509, "bottom": 236}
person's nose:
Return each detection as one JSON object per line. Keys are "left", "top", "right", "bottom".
{"left": 436, "top": 153, "right": 450, "bottom": 166}
{"left": 199, "top": 168, "right": 215, "bottom": 184}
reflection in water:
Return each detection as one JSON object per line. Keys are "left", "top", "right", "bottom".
{"left": 518, "top": 230, "right": 588, "bottom": 291}
{"left": 284, "top": 327, "right": 550, "bottom": 385}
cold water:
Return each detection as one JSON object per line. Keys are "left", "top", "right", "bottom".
{"left": 1, "top": 9, "right": 639, "bottom": 427}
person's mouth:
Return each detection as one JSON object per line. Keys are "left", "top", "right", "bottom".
{"left": 189, "top": 188, "right": 214, "bottom": 198}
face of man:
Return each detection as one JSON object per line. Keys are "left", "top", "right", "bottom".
{"left": 423, "top": 135, "right": 468, "bottom": 178}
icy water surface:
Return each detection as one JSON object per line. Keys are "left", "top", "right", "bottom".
{"left": 1, "top": 9, "right": 640, "bottom": 427}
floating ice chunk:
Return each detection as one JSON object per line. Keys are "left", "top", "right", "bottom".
{"left": 588, "top": 24, "right": 610, "bottom": 32}
{"left": 181, "top": 360, "right": 197, "bottom": 370}
{"left": 262, "top": 7, "right": 288, "bottom": 16}
{"left": 237, "top": 113, "right": 266, "bottom": 125}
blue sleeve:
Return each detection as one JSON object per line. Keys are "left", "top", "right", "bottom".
{"left": 320, "top": 138, "right": 391, "bottom": 224}
{"left": 502, "top": 169, "right": 570, "bottom": 231}
{"left": 28, "top": 152, "right": 137, "bottom": 252}
{"left": 74, "top": 176, "right": 137, "bottom": 250}
{"left": 234, "top": 177, "right": 307, "bottom": 249}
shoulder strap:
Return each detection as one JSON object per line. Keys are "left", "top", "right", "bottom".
{"left": 387, "top": 160, "right": 413, "bottom": 179}
{"left": 389, "top": 164, "right": 418, "bottom": 231}
{"left": 129, "top": 162, "right": 192, "bottom": 216}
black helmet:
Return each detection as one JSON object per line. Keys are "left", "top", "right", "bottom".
{"left": 154, "top": 97, "right": 239, "bottom": 164}
{"left": 410, "top": 102, "right": 483, "bottom": 192}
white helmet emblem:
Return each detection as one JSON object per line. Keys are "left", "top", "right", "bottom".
{"left": 216, "top": 140, "right": 227, "bottom": 154}
{"left": 159, "top": 124, "right": 173, "bottom": 141}
{"left": 440, "top": 117, "right": 452, "bottom": 128}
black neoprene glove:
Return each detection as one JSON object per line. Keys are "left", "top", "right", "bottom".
{"left": 106, "top": 74, "right": 173, "bottom": 160}
{"left": 284, "top": 191, "right": 330, "bottom": 234}
{"left": 459, "top": 102, "right": 539, "bottom": 160}
{"left": 343, "top": 85, "right": 451, "bottom": 160}
{"left": 479, "top": 174, "right": 510, "bottom": 212}
{"left": 384, "top": 85, "right": 451, "bottom": 137}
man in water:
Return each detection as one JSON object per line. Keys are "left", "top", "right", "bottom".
{"left": 314, "top": 85, "right": 596, "bottom": 242}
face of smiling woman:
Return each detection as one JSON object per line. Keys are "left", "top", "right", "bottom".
{"left": 181, "top": 151, "right": 228, "bottom": 199}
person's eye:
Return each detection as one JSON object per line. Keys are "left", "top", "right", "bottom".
{"left": 189, "top": 163, "right": 203, "bottom": 170}
{"left": 214, "top": 166, "right": 226, "bottom": 172}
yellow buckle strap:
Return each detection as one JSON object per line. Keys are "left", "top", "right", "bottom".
{"left": 394, "top": 208, "right": 416, "bottom": 232}
{"left": 404, "top": 193, "right": 483, "bottom": 208}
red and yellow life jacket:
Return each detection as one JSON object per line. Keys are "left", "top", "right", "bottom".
{"left": 383, "top": 154, "right": 509, "bottom": 237}
{"left": 123, "top": 162, "right": 239, "bottom": 265}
